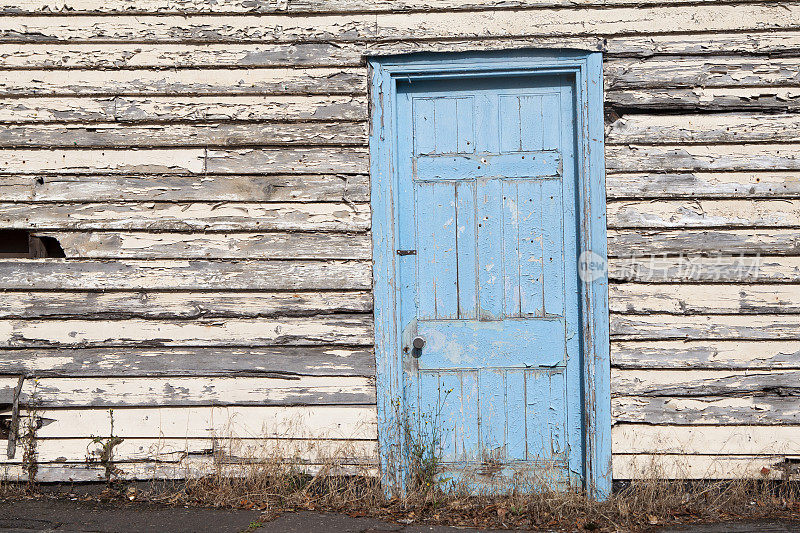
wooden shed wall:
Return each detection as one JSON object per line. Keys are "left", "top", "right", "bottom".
{"left": 0, "top": 0, "right": 798, "bottom": 481}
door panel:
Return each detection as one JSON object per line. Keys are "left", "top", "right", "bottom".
{"left": 397, "top": 74, "right": 581, "bottom": 485}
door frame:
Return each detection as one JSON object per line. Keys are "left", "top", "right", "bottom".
{"left": 369, "top": 50, "right": 610, "bottom": 499}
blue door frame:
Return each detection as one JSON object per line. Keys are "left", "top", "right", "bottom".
{"left": 369, "top": 50, "right": 610, "bottom": 499}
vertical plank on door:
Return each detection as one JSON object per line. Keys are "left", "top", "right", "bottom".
{"left": 434, "top": 98, "right": 458, "bottom": 154}
{"left": 416, "top": 182, "right": 458, "bottom": 319}
{"left": 518, "top": 180, "right": 544, "bottom": 316}
{"left": 520, "top": 95, "right": 545, "bottom": 152}
{"left": 502, "top": 180, "right": 522, "bottom": 317}
{"left": 505, "top": 369, "right": 527, "bottom": 461}
{"left": 541, "top": 93, "right": 560, "bottom": 151}
{"left": 456, "top": 97, "right": 475, "bottom": 154}
{"left": 478, "top": 369, "right": 506, "bottom": 460}
{"left": 541, "top": 178, "right": 564, "bottom": 317}
{"left": 413, "top": 98, "right": 435, "bottom": 155}
{"left": 499, "top": 95, "right": 521, "bottom": 153}
{"left": 455, "top": 181, "right": 477, "bottom": 319}
{"left": 525, "top": 369, "right": 566, "bottom": 462}
{"left": 476, "top": 178, "right": 504, "bottom": 320}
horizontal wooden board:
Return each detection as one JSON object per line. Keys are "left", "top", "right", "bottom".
{"left": 608, "top": 229, "right": 800, "bottom": 256}
{"left": 605, "top": 56, "right": 800, "bottom": 90}
{"left": 612, "top": 340, "right": 800, "bottom": 370}
{"left": 607, "top": 114, "right": 800, "bottom": 145}
{"left": 612, "top": 454, "right": 787, "bottom": 480}
{"left": 38, "top": 232, "right": 372, "bottom": 259}
{"left": 1, "top": 437, "right": 377, "bottom": 465}
{"left": 0, "top": 68, "right": 365, "bottom": 96}
{"left": 0, "top": 57, "right": 793, "bottom": 96}
{"left": 606, "top": 171, "right": 800, "bottom": 199}
{"left": 607, "top": 87, "right": 800, "bottom": 111}
{"left": 0, "top": 346, "right": 375, "bottom": 377}
{"left": 15, "top": 375, "right": 376, "bottom": 406}
{"left": 0, "top": 147, "right": 369, "bottom": 174}
{"left": 0, "top": 122, "right": 368, "bottom": 148}
{"left": 1, "top": 6, "right": 796, "bottom": 42}
{"left": 0, "top": 0, "right": 785, "bottom": 15}
{"left": 5, "top": 32, "right": 800, "bottom": 69}
{"left": 611, "top": 314, "right": 800, "bottom": 341}
{"left": 609, "top": 255, "right": 800, "bottom": 283}
{"left": 0, "top": 259, "right": 371, "bottom": 290}
{"left": 30, "top": 405, "right": 377, "bottom": 439}
{"left": 609, "top": 284, "right": 800, "bottom": 315}
{"left": 608, "top": 200, "right": 800, "bottom": 229}
{"left": 1, "top": 459, "right": 377, "bottom": 482}
{"left": 0, "top": 96, "right": 367, "bottom": 123}
{"left": 2, "top": 290, "right": 372, "bottom": 319}
{"left": 604, "top": 30, "right": 800, "bottom": 57}
{"left": 613, "top": 396, "right": 800, "bottom": 425}
{"left": 613, "top": 369, "right": 800, "bottom": 397}
{"left": 0, "top": 174, "right": 370, "bottom": 202}
{"left": 613, "top": 425, "right": 800, "bottom": 455}
{"left": 205, "top": 147, "right": 368, "bottom": 174}
{"left": 0, "top": 316, "right": 373, "bottom": 348}
{"left": 606, "top": 145, "right": 800, "bottom": 173}
{"left": 0, "top": 202, "right": 370, "bottom": 231}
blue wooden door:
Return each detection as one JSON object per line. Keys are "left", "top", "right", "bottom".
{"left": 396, "top": 74, "right": 583, "bottom": 487}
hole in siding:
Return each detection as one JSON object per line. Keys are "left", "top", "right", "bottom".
{"left": 0, "top": 230, "right": 65, "bottom": 258}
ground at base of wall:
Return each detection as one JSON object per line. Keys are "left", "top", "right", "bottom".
{"left": 0, "top": 499, "right": 799, "bottom": 533}
{"left": 2, "top": 478, "right": 800, "bottom": 533}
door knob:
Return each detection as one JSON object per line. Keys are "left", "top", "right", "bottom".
{"left": 411, "top": 336, "right": 426, "bottom": 358}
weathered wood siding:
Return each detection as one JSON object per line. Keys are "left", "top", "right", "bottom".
{"left": 1, "top": 0, "right": 798, "bottom": 481}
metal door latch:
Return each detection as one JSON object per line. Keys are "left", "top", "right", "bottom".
{"left": 396, "top": 250, "right": 417, "bottom": 256}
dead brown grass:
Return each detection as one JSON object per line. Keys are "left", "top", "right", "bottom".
{"left": 137, "top": 456, "right": 800, "bottom": 532}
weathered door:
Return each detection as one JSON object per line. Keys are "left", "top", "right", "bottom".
{"left": 395, "top": 74, "right": 583, "bottom": 487}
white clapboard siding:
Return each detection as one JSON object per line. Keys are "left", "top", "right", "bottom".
{"left": 0, "top": 203, "right": 371, "bottom": 231}
{"left": 612, "top": 340, "right": 800, "bottom": 370}
{"left": 0, "top": 57, "right": 794, "bottom": 96}
{"left": 613, "top": 455, "right": 786, "bottom": 480}
{"left": 612, "top": 314, "right": 800, "bottom": 340}
{"left": 0, "top": 0, "right": 783, "bottom": 15}
{"left": 7, "top": 32, "right": 800, "bottom": 69}
{"left": 613, "top": 425, "right": 800, "bottom": 455}
{"left": 2, "top": 290, "right": 373, "bottom": 319}
{"left": 0, "top": 148, "right": 369, "bottom": 174}
{"left": 609, "top": 284, "right": 800, "bottom": 314}
{"left": 15, "top": 376, "right": 376, "bottom": 406}
{"left": 30, "top": 406, "right": 377, "bottom": 439}
{"left": 0, "top": 122, "right": 369, "bottom": 148}
{"left": 607, "top": 171, "right": 800, "bottom": 199}
{"left": 612, "top": 396, "right": 800, "bottom": 426}
{"left": 609, "top": 255, "right": 800, "bottom": 283}
{"left": 604, "top": 57, "right": 800, "bottom": 90}
{"left": 608, "top": 200, "right": 800, "bottom": 228}
{"left": 613, "top": 369, "right": 800, "bottom": 397}
{"left": 36, "top": 232, "right": 372, "bottom": 259}
{"left": 2, "top": 6, "right": 797, "bottom": 42}
{"left": 0, "top": 260, "right": 372, "bottom": 290}
{"left": 0, "top": 437, "right": 378, "bottom": 465}
{"left": 0, "top": 96, "right": 368, "bottom": 123}
{"left": 607, "top": 87, "right": 800, "bottom": 111}
{"left": 0, "top": 69, "right": 366, "bottom": 96}
{"left": 608, "top": 229, "right": 800, "bottom": 256}
{"left": 606, "top": 144, "right": 800, "bottom": 172}
{"left": 0, "top": 346, "right": 376, "bottom": 377}
{"left": 607, "top": 113, "right": 800, "bottom": 145}
{"left": 0, "top": 174, "right": 370, "bottom": 202}
{"left": 0, "top": 316, "right": 373, "bottom": 347}
{"left": 1, "top": 460, "right": 378, "bottom": 482}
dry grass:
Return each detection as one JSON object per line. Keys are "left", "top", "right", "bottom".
{"left": 134, "top": 447, "right": 800, "bottom": 532}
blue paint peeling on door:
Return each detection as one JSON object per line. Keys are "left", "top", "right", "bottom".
{"left": 370, "top": 51, "right": 611, "bottom": 498}
{"left": 397, "top": 75, "right": 583, "bottom": 487}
